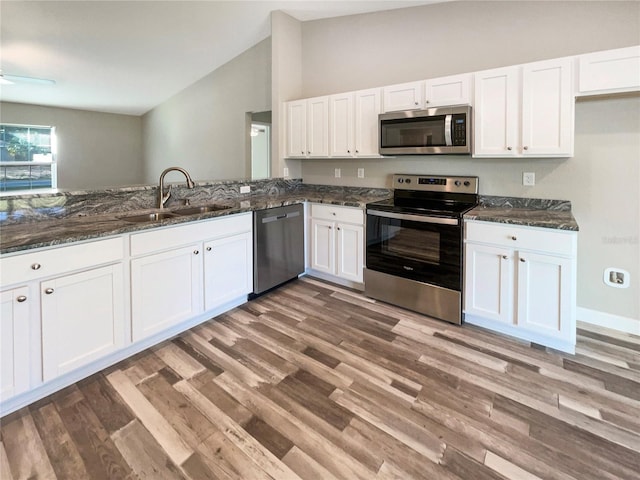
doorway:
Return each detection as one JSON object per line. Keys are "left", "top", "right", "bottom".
{"left": 250, "top": 111, "right": 271, "bottom": 180}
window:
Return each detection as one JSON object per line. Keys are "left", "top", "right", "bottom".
{"left": 0, "top": 124, "right": 57, "bottom": 192}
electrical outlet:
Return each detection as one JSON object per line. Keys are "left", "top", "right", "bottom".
{"left": 240, "top": 185, "right": 251, "bottom": 194}
{"left": 335, "top": 168, "right": 341, "bottom": 178}
{"left": 357, "top": 168, "right": 365, "bottom": 179}
{"left": 523, "top": 172, "right": 535, "bottom": 186}
{"left": 283, "top": 167, "right": 289, "bottom": 177}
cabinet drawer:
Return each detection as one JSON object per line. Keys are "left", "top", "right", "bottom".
{"left": 465, "top": 221, "right": 576, "bottom": 256}
{"left": 310, "top": 204, "right": 363, "bottom": 225}
{"left": 0, "top": 236, "right": 124, "bottom": 287}
{"left": 130, "top": 213, "right": 252, "bottom": 257}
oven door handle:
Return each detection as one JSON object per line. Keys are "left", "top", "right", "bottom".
{"left": 367, "top": 209, "right": 459, "bottom": 226}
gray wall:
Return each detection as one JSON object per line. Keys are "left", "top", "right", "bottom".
{"left": 141, "top": 38, "right": 271, "bottom": 184}
{"left": 301, "top": 1, "right": 640, "bottom": 97}
{"left": 297, "top": 1, "right": 640, "bottom": 324}
{"left": 0, "top": 102, "right": 143, "bottom": 190}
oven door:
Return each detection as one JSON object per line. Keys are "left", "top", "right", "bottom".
{"left": 366, "top": 209, "right": 462, "bottom": 291}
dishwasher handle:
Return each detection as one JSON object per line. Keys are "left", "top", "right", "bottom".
{"left": 261, "top": 210, "right": 301, "bottom": 224}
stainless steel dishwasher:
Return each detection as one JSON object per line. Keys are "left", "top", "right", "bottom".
{"left": 253, "top": 204, "right": 305, "bottom": 295}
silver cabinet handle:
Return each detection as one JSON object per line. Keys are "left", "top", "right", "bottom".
{"left": 511, "top": 236, "right": 517, "bottom": 241}
{"left": 31, "top": 263, "right": 41, "bottom": 270}
{"left": 206, "top": 246, "right": 212, "bottom": 251}
{"left": 44, "top": 288, "right": 54, "bottom": 295}
{"left": 17, "top": 295, "right": 27, "bottom": 303}
{"left": 520, "top": 258, "right": 526, "bottom": 263}
{"left": 193, "top": 250, "right": 199, "bottom": 255}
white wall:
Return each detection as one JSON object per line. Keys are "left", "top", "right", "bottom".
{"left": 0, "top": 102, "right": 143, "bottom": 190}
{"left": 297, "top": 1, "right": 640, "bottom": 327}
{"left": 142, "top": 38, "right": 271, "bottom": 183}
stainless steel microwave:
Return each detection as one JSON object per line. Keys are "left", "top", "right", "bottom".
{"left": 379, "top": 105, "right": 472, "bottom": 155}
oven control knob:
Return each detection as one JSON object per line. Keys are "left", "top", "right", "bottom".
{"left": 464, "top": 181, "right": 470, "bottom": 186}
{"left": 454, "top": 180, "right": 461, "bottom": 186}
{"left": 398, "top": 178, "right": 404, "bottom": 183}
{"left": 405, "top": 178, "right": 411, "bottom": 184}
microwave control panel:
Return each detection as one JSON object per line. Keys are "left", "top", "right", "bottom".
{"left": 452, "top": 114, "right": 467, "bottom": 146}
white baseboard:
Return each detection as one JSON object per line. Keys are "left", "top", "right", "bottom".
{"left": 577, "top": 307, "right": 640, "bottom": 335}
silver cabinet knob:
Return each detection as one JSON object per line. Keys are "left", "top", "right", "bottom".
{"left": 355, "top": 150, "right": 359, "bottom": 154}
{"left": 520, "top": 258, "right": 526, "bottom": 263}
{"left": 44, "top": 288, "right": 54, "bottom": 295}
{"left": 502, "top": 255, "right": 508, "bottom": 260}
{"left": 511, "top": 236, "right": 517, "bottom": 241}
{"left": 507, "top": 146, "right": 512, "bottom": 151}
{"left": 193, "top": 250, "right": 199, "bottom": 255}
{"left": 347, "top": 150, "right": 350, "bottom": 154}
{"left": 206, "top": 246, "right": 212, "bottom": 251}
{"left": 301, "top": 151, "right": 304, "bottom": 155}
{"left": 523, "top": 146, "right": 529, "bottom": 150}
{"left": 426, "top": 100, "right": 430, "bottom": 104}
{"left": 337, "top": 227, "right": 341, "bottom": 231}
{"left": 414, "top": 101, "right": 419, "bottom": 106}
{"left": 17, "top": 295, "right": 27, "bottom": 303}
{"left": 31, "top": 263, "right": 41, "bottom": 270}
{"left": 328, "top": 226, "right": 332, "bottom": 229}
{"left": 332, "top": 212, "right": 336, "bottom": 216}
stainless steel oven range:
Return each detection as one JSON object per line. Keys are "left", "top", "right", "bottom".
{"left": 365, "top": 174, "right": 479, "bottom": 325}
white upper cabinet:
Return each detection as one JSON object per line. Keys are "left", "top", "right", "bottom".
{"left": 286, "top": 96, "right": 329, "bottom": 158}
{"left": 474, "top": 58, "right": 574, "bottom": 158}
{"left": 383, "top": 80, "right": 424, "bottom": 112}
{"left": 474, "top": 66, "right": 520, "bottom": 157}
{"left": 329, "top": 92, "right": 354, "bottom": 157}
{"left": 354, "top": 88, "right": 383, "bottom": 157}
{"left": 424, "top": 73, "right": 473, "bottom": 107}
{"left": 577, "top": 45, "right": 640, "bottom": 95}
{"left": 521, "top": 58, "right": 574, "bottom": 157}
{"left": 286, "top": 100, "right": 307, "bottom": 158}
{"left": 306, "top": 96, "right": 330, "bottom": 157}
{"left": 329, "top": 88, "right": 382, "bottom": 158}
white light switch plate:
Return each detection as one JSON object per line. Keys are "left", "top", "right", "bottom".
{"left": 357, "top": 168, "right": 365, "bottom": 178}
{"left": 240, "top": 185, "right": 251, "bottom": 194}
{"left": 335, "top": 168, "right": 341, "bottom": 178}
{"left": 283, "top": 167, "right": 289, "bottom": 177}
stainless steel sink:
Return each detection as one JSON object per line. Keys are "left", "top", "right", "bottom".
{"left": 171, "top": 205, "right": 231, "bottom": 216}
{"left": 118, "top": 212, "right": 179, "bottom": 223}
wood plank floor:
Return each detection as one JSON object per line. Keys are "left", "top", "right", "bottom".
{"left": 2, "top": 276, "right": 639, "bottom": 479}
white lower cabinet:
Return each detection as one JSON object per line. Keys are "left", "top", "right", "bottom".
{"left": 131, "top": 244, "right": 203, "bottom": 342}
{"left": 308, "top": 204, "right": 364, "bottom": 286}
{"left": 204, "top": 232, "right": 253, "bottom": 311}
{"left": 1, "top": 287, "right": 30, "bottom": 402}
{"left": 464, "top": 220, "right": 577, "bottom": 353}
{"left": 41, "top": 264, "right": 125, "bottom": 381}
{"left": 129, "top": 213, "right": 253, "bottom": 343}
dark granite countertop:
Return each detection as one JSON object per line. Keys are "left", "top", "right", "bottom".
{"left": 0, "top": 186, "right": 391, "bottom": 255}
{"left": 464, "top": 195, "right": 579, "bottom": 231}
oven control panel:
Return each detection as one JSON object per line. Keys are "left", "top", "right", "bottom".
{"left": 393, "top": 174, "right": 478, "bottom": 194}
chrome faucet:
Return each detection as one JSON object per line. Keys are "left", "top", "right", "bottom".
{"left": 158, "top": 166, "right": 195, "bottom": 209}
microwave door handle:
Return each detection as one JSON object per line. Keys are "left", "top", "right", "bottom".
{"left": 444, "top": 114, "right": 453, "bottom": 146}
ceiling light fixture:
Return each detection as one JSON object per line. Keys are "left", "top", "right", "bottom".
{"left": 0, "top": 72, "right": 56, "bottom": 86}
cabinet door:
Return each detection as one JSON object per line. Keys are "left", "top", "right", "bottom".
{"left": 41, "top": 264, "right": 125, "bottom": 381}
{"left": 516, "top": 251, "right": 573, "bottom": 341}
{"left": 307, "top": 96, "right": 329, "bottom": 157}
{"left": 1, "top": 287, "right": 30, "bottom": 401}
{"left": 521, "top": 58, "right": 573, "bottom": 157}
{"left": 473, "top": 66, "right": 519, "bottom": 157}
{"left": 204, "top": 232, "right": 252, "bottom": 311}
{"left": 425, "top": 73, "right": 472, "bottom": 107}
{"left": 329, "top": 93, "right": 354, "bottom": 157}
{"left": 354, "top": 88, "right": 382, "bottom": 157}
{"left": 336, "top": 223, "right": 364, "bottom": 283}
{"left": 131, "top": 245, "right": 203, "bottom": 342}
{"left": 383, "top": 81, "right": 424, "bottom": 112}
{"left": 286, "top": 100, "right": 306, "bottom": 158}
{"left": 310, "top": 219, "right": 335, "bottom": 275}
{"left": 578, "top": 45, "right": 640, "bottom": 95}
{"left": 464, "top": 243, "right": 514, "bottom": 324}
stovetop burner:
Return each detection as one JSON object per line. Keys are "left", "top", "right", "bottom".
{"left": 367, "top": 174, "right": 479, "bottom": 218}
